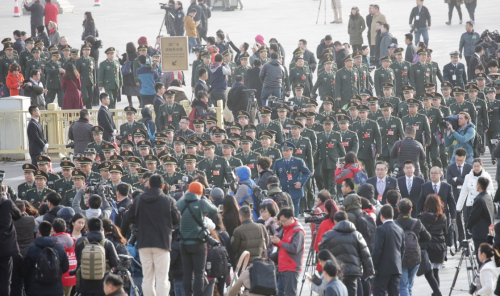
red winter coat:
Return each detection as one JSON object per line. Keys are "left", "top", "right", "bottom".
{"left": 334, "top": 163, "right": 361, "bottom": 184}
{"left": 275, "top": 219, "right": 305, "bottom": 273}
{"left": 53, "top": 232, "right": 76, "bottom": 287}
{"left": 61, "top": 77, "right": 83, "bottom": 110}
{"left": 6, "top": 71, "right": 24, "bottom": 96}
{"left": 314, "top": 219, "right": 336, "bottom": 271}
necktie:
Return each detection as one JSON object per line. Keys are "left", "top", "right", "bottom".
{"left": 434, "top": 184, "right": 438, "bottom": 194}
{"left": 458, "top": 165, "right": 462, "bottom": 176}
{"left": 377, "top": 180, "right": 384, "bottom": 195}
{"left": 407, "top": 178, "right": 412, "bottom": 193}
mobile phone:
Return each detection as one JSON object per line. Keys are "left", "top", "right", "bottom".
{"left": 249, "top": 203, "right": 253, "bottom": 209}
{"left": 218, "top": 204, "right": 224, "bottom": 212}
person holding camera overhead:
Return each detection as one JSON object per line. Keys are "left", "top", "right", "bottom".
{"left": 444, "top": 111, "right": 476, "bottom": 165}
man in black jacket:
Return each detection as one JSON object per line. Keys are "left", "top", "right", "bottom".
{"left": 372, "top": 205, "right": 405, "bottom": 296}
{"left": 0, "top": 192, "right": 22, "bottom": 296}
{"left": 97, "top": 93, "right": 117, "bottom": 142}
{"left": 466, "top": 177, "right": 495, "bottom": 260}
{"left": 23, "top": 0, "right": 44, "bottom": 37}
{"left": 468, "top": 46, "right": 483, "bottom": 80}
{"left": 246, "top": 60, "right": 263, "bottom": 108}
{"left": 68, "top": 109, "right": 93, "bottom": 154}
{"left": 129, "top": 174, "right": 180, "bottom": 296}
{"left": 390, "top": 126, "right": 426, "bottom": 178}
{"left": 43, "top": 192, "right": 64, "bottom": 223}
{"left": 227, "top": 75, "right": 250, "bottom": 119}
{"left": 194, "top": 68, "right": 209, "bottom": 97}
{"left": 397, "top": 160, "right": 425, "bottom": 217}
{"left": 27, "top": 105, "right": 48, "bottom": 166}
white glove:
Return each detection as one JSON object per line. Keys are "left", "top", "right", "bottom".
{"left": 44, "top": 143, "right": 49, "bottom": 151}
{"left": 112, "top": 129, "right": 117, "bottom": 137}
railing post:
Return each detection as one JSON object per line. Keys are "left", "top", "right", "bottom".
{"left": 217, "top": 100, "right": 223, "bottom": 128}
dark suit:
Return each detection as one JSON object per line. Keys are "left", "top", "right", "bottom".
{"left": 27, "top": 118, "right": 47, "bottom": 166}
{"left": 446, "top": 162, "right": 472, "bottom": 241}
{"left": 194, "top": 79, "right": 209, "bottom": 97}
{"left": 246, "top": 66, "right": 263, "bottom": 107}
{"left": 397, "top": 176, "right": 425, "bottom": 218}
{"left": 372, "top": 220, "right": 405, "bottom": 296}
{"left": 468, "top": 54, "right": 481, "bottom": 80}
{"left": 367, "top": 176, "right": 400, "bottom": 205}
{"left": 442, "top": 62, "right": 467, "bottom": 89}
{"left": 97, "top": 105, "right": 116, "bottom": 142}
{"left": 417, "top": 181, "right": 457, "bottom": 219}
{"left": 466, "top": 191, "right": 495, "bottom": 259}
{"left": 303, "top": 49, "right": 317, "bottom": 73}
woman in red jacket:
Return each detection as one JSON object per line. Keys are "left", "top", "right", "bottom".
{"left": 334, "top": 151, "right": 361, "bottom": 184}
{"left": 61, "top": 63, "right": 83, "bottom": 110}
{"left": 6, "top": 63, "right": 24, "bottom": 96}
{"left": 313, "top": 199, "right": 339, "bottom": 271}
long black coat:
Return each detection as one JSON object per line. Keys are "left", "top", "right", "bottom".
{"left": 419, "top": 212, "right": 447, "bottom": 263}
{"left": 0, "top": 198, "right": 22, "bottom": 257}
{"left": 467, "top": 191, "right": 495, "bottom": 241}
{"left": 397, "top": 176, "right": 425, "bottom": 218}
{"left": 371, "top": 220, "right": 405, "bottom": 275}
{"left": 97, "top": 105, "right": 116, "bottom": 142}
{"left": 246, "top": 66, "right": 263, "bottom": 103}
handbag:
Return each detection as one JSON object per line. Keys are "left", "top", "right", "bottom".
{"left": 121, "top": 53, "right": 132, "bottom": 75}
{"left": 416, "top": 249, "right": 432, "bottom": 277}
{"left": 0, "top": 84, "right": 10, "bottom": 97}
{"left": 249, "top": 225, "right": 277, "bottom": 295}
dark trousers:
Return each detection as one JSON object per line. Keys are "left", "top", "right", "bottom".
{"left": 141, "top": 94, "right": 155, "bottom": 106}
{"left": 424, "top": 269, "right": 440, "bottom": 294}
{"left": 448, "top": 0, "right": 463, "bottom": 21}
{"left": 82, "top": 85, "right": 94, "bottom": 109}
{"left": 322, "top": 168, "right": 336, "bottom": 197}
{"left": 46, "top": 88, "right": 65, "bottom": 106}
{"left": 361, "top": 158, "right": 375, "bottom": 178}
{"left": 352, "top": 44, "right": 362, "bottom": 52}
{"left": 465, "top": 56, "right": 472, "bottom": 71}
{"left": 343, "top": 275, "right": 358, "bottom": 296}
{"left": 30, "top": 24, "right": 37, "bottom": 37}
{"left": 10, "top": 253, "right": 23, "bottom": 296}
{"left": 465, "top": 1, "right": 476, "bottom": 21}
{"left": 105, "top": 88, "right": 119, "bottom": 109}
{"left": 0, "top": 255, "right": 13, "bottom": 296}
{"left": 373, "top": 274, "right": 400, "bottom": 296}
{"left": 181, "top": 243, "right": 207, "bottom": 296}
{"left": 31, "top": 153, "right": 41, "bottom": 166}
{"left": 456, "top": 209, "right": 466, "bottom": 242}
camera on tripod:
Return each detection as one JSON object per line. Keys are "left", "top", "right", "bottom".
{"left": 304, "top": 210, "right": 326, "bottom": 225}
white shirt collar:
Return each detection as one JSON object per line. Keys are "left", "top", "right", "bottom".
{"left": 377, "top": 177, "right": 386, "bottom": 183}
{"left": 432, "top": 181, "right": 441, "bottom": 189}
{"left": 383, "top": 219, "right": 394, "bottom": 224}
{"left": 406, "top": 176, "right": 413, "bottom": 181}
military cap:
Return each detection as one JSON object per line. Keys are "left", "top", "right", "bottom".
{"left": 432, "top": 93, "right": 443, "bottom": 100}
{"left": 352, "top": 51, "right": 362, "bottom": 58}
{"left": 165, "top": 90, "right": 175, "bottom": 97}
{"left": 453, "top": 87, "right": 466, "bottom": 94}
{"left": 37, "top": 155, "right": 51, "bottom": 164}
{"left": 145, "top": 155, "right": 160, "bottom": 164}
{"left": 359, "top": 88, "right": 372, "bottom": 96}
{"left": 82, "top": 147, "right": 96, "bottom": 155}
{"left": 92, "top": 126, "right": 104, "bottom": 134}
{"left": 427, "top": 49, "right": 433, "bottom": 55}
{"left": 34, "top": 170, "right": 49, "bottom": 180}
{"left": 61, "top": 45, "right": 71, "bottom": 51}
{"left": 205, "top": 116, "right": 217, "bottom": 124}
{"left": 25, "top": 37, "right": 35, "bottom": 43}
{"left": 476, "top": 73, "right": 487, "bottom": 80}
{"left": 185, "top": 139, "right": 198, "bottom": 147}
{"left": 110, "top": 155, "right": 124, "bottom": 164}
{"left": 152, "top": 140, "right": 167, "bottom": 148}
{"left": 157, "top": 150, "right": 170, "bottom": 160}
{"left": 489, "top": 73, "right": 500, "bottom": 79}
{"left": 61, "top": 157, "right": 72, "bottom": 162}
{"left": 466, "top": 84, "right": 479, "bottom": 91}
{"left": 128, "top": 157, "right": 142, "bottom": 166}
{"left": 201, "top": 51, "right": 211, "bottom": 58}
{"left": 35, "top": 40, "right": 44, "bottom": 46}
{"left": 137, "top": 168, "right": 148, "bottom": 176}
{"left": 290, "top": 120, "right": 304, "bottom": 129}
{"left": 190, "top": 136, "right": 203, "bottom": 143}
{"left": 76, "top": 156, "right": 92, "bottom": 165}
{"left": 124, "top": 106, "right": 137, "bottom": 114}
{"left": 347, "top": 102, "right": 359, "bottom": 110}
{"left": 424, "top": 83, "right": 435, "bottom": 89}
{"left": 137, "top": 44, "right": 148, "bottom": 51}
{"left": 367, "top": 97, "right": 378, "bottom": 104}
{"left": 81, "top": 44, "right": 91, "bottom": 50}
{"left": 236, "top": 111, "right": 249, "bottom": 118}
{"left": 417, "top": 48, "right": 428, "bottom": 55}
{"left": 305, "top": 99, "right": 318, "bottom": 107}
{"left": 323, "top": 97, "right": 335, "bottom": 104}
{"left": 337, "top": 115, "right": 351, "bottom": 123}
{"left": 281, "top": 141, "right": 296, "bottom": 150}
{"left": 105, "top": 47, "right": 116, "bottom": 54}
{"left": 162, "top": 156, "right": 178, "bottom": 165}
{"left": 293, "top": 112, "right": 307, "bottom": 120}
{"left": 221, "top": 49, "right": 231, "bottom": 56}
{"left": 202, "top": 140, "right": 216, "bottom": 148}
{"left": 22, "top": 163, "right": 37, "bottom": 172}
{"left": 421, "top": 93, "right": 434, "bottom": 100}
{"left": 321, "top": 55, "right": 334, "bottom": 64}
{"left": 2, "top": 38, "right": 12, "bottom": 45}
{"left": 192, "top": 119, "right": 205, "bottom": 127}
{"left": 259, "top": 130, "right": 273, "bottom": 139}
{"left": 211, "top": 127, "right": 226, "bottom": 136}
{"left": 243, "top": 124, "right": 257, "bottom": 132}
{"left": 402, "top": 85, "right": 415, "bottom": 92}
{"left": 74, "top": 153, "right": 85, "bottom": 158}
{"left": 335, "top": 108, "right": 348, "bottom": 116}
{"left": 163, "top": 125, "right": 175, "bottom": 132}
{"left": 441, "top": 81, "right": 453, "bottom": 89}
{"left": 174, "top": 136, "right": 186, "bottom": 144}
{"left": 292, "top": 48, "right": 303, "bottom": 56}
{"left": 60, "top": 161, "right": 75, "bottom": 169}
{"left": 224, "top": 132, "right": 239, "bottom": 141}
{"left": 306, "top": 111, "right": 317, "bottom": 118}
{"left": 267, "top": 129, "right": 277, "bottom": 136}
{"left": 275, "top": 103, "right": 288, "bottom": 111}
{"left": 380, "top": 102, "right": 393, "bottom": 110}
{"left": 102, "top": 143, "right": 115, "bottom": 152}
{"left": 240, "top": 136, "right": 253, "bottom": 143}
{"left": 48, "top": 44, "right": 58, "bottom": 52}
{"left": 353, "top": 94, "right": 365, "bottom": 100}
{"left": 321, "top": 116, "right": 335, "bottom": 124}
{"left": 229, "top": 122, "right": 242, "bottom": 130}
{"left": 239, "top": 52, "right": 250, "bottom": 60}
{"left": 155, "top": 132, "right": 168, "bottom": 140}
{"left": 382, "top": 82, "right": 394, "bottom": 88}
{"left": 294, "top": 83, "right": 305, "bottom": 90}
{"left": 259, "top": 106, "right": 272, "bottom": 115}
{"left": 394, "top": 48, "right": 404, "bottom": 54}
{"left": 109, "top": 165, "right": 123, "bottom": 174}
{"left": 120, "top": 151, "right": 135, "bottom": 158}
{"left": 258, "top": 46, "right": 268, "bottom": 53}
{"left": 485, "top": 87, "right": 496, "bottom": 93}
{"left": 379, "top": 56, "right": 391, "bottom": 62}
{"left": 343, "top": 54, "right": 353, "bottom": 62}
{"left": 495, "top": 80, "right": 500, "bottom": 87}
{"left": 183, "top": 154, "right": 198, "bottom": 162}
{"left": 51, "top": 51, "right": 60, "bottom": 57}
{"left": 357, "top": 105, "right": 369, "bottom": 112}
{"left": 31, "top": 48, "right": 40, "bottom": 53}
{"left": 70, "top": 48, "right": 79, "bottom": 55}
{"left": 3, "top": 43, "right": 13, "bottom": 50}
{"left": 120, "top": 139, "right": 134, "bottom": 147}
{"left": 222, "top": 139, "right": 236, "bottom": 148}
{"left": 450, "top": 51, "right": 460, "bottom": 57}
{"left": 137, "top": 140, "right": 151, "bottom": 148}
{"left": 98, "top": 162, "right": 111, "bottom": 171}
{"left": 72, "top": 170, "right": 86, "bottom": 179}
{"left": 406, "top": 99, "right": 420, "bottom": 106}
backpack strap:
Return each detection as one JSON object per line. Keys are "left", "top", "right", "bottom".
{"left": 179, "top": 200, "right": 206, "bottom": 242}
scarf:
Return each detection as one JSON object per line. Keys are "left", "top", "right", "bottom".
{"left": 50, "top": 29, "right": 56, "bottom": 35}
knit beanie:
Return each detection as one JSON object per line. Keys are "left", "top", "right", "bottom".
{"left": 255, "top": 35, "right": 264, "bottom": 45}
{"left": 189, "top": 182, "right": 204, "bottom": 195}
{"left": 138, "top": 36, "right": 148, "bottom": 46}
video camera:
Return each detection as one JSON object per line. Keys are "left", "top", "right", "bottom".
{"left": 86, "top": 180, "right": 113, "bottom": 197}
{"left": 173, "top": 175, "right": 192, "bottom": 193}
{"left": 267, "top": 95, "right": 298, "bottom": 112}
{"left": 192, "top": 44, "right": 207, "bottom": 54}
{"left": 480, "top": 29, "right": 500, "bottom": 42}
{"left": 159, "top": 2, "right": 172, "bottom": 10}
{"left": 304, "top": 210, "right": 326, "bottom": 225}
{"left": 198, "top": 228, "right": 220, "bottom": 247}
{"left": 65, "top": 142, "right": 75, "bottom": 149}
{"left": 445, "top": 115, "right": 459, "bottom": 131}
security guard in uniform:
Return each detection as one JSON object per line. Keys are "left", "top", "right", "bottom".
{"left": 198, "top": 140, "right": 234, "bottom": 188}
{"left": 24, "top": 48, "right": 46, "bottom": 83}
{"left": 120, "top": 106, "right": 147, "bottom": 140}
{"left": 305, "top": 111, "right": 324, "bottom": 134}
{"left": 87, "top": 126, "right": 111, "bottom": 162}
{"left": 289, "top": 83, "right": 309, "bottom": 111}
{"left": 77, "top": 156, "right": 102, "bottom": 184}
{"left": 24, "top": 170, "right": 55, "bottom": 209}
{"left": 235, "top": 136, "right": 261, "bottom": 179}
{"left": 449, "top": 87, "right": 477, "bottom": 126}
{"left": 379, "top": 83, "right": 400, "bottom": 116}
{"left": 335, "top": 115, "right": 358, "bottom": 154}
{"left": 390, "top": 48, "right": 411, "bottom": 98}
{"left": 398, "top": 86, "right": 420, "bottom": 118}
{"left": 419, "top": 94, "right": 445, "bottom": 169}
{"left": 53, "top": 161, "right": 75, "bottom": 197}
{"left": 409, "top": 48, "right": 432, "bottom": 97}
{"left": 191, "top": 119, "right": 212, "bottom": 141}
{"left": 256, "top": 106, "right": 284, "bottom": 144}
{"left": 272, "top": 141, "right": 311, "bottom": 217}
{"left": 18, "top": 163, "right": 37, "bottom": 200}
{"left": 352, "top": 105, "right": 382, "bottom": 177}
{"left": 59, "top": 45, "right": 72, "bottom": 67}
{"left": 255, "top": 130, "right": 282, "bottom": 162}
{"left": 426, "top": 50, "right": 444, "bottom": 86}
{"left": 367, "top": 97, "right": 384, "bottom": 121}
{"left": 19, "top": 37, "right": 35, "bottom": 71}
{"left": 334, "top": 55, "right": 359, "bottom": 109}
{"left": 374, "top": 56, "right": 396, "bottom": 96}
{"left": 233, "top": 52, "right": 251, "bottom": 83}
{"left": 274, "top": 104, "right": 294, "bottom": 139}
{"left": 311, "top": 55, "right": 336, "bottom": 99}
{"left": 377, "top": 103, "right": 404, "bottom": 169}
{"left": 121, "top": 157, "right": 142, "bottom": 187}
{"left": 353, "top": 50, "right": 372, "bottom": 91}
{"left": 0, "top": 43, "right": 19, "bottom": 86}
{"left": 98, "top": 47, "right": 123, "bottom": 109}
{"left": 36, "top": 156, "right": 60, "bottom": 190}
{"left": 44, "top": 51, "right": 65, "bottom": 106}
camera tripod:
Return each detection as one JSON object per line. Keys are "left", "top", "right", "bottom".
{"left": 315, "top": 0, "right": 327, "bottom": 24}
{"left": 448, "top": 239, "right": 478, "bottom": 296}
{"left": 115, "top": 254, "right": 142, "bottom": 296}
{"left": 299, "top": 227, "right": 319, "bottom": 296}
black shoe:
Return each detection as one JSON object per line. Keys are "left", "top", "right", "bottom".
{"left": 493, "top": 159, "right": 497, "bottom": 165}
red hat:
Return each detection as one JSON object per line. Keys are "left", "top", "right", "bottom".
{"left": 138, "top": 36, "right": 148, "bottom": 46}
{"left": 189, "top": 182, "right": 204, "bottom": 196}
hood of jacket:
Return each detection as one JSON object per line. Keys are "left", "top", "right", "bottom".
{"left": 47, "top": 205, "right": 64, "bottom": 217}
{"left": 267, "top": 186, "right": 282, "bottom": 196}
{"left": 184, "top": 192, "right": 200, "bottom": 202}
{"left": 53, "top": 232, "right": 74, "bottom": 248}
{"left": 333, "top": 220, "right": 356, "bottom": 233}
{"left": 141, "top": 107, "right": 153, "bottom": 119}
{"left": 142, "top": 187, "right": 164, "bottom": 203}
{"left": 344, "top": 194, "right": 362, "bottom": 212}
{"left": 34, "top": 236, "right": 58, "bottom": 249}
{"left": 269, "top": 59, "right": 280, "bottom": 66}
{"left": 86, "top": 230, "right": 105, "bottom": 243}
{"left": 236, "top": 166, "right": 251, "bottom": 183}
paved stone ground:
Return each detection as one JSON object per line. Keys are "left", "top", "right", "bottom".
{"left": 1, "top": 0, "right": 500, "bottom": 295}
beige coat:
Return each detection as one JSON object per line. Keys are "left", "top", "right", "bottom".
{"left": 370, "top": 12, "right": 387, "bottom": 45}
{"left": 184, "top": 16, "right": 198, "bottom": 38}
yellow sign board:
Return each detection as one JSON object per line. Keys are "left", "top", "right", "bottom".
{"left": 160, "top": 37, "right": 189, "bottom": 72}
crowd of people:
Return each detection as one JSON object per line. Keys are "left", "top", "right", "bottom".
{"left": 3, "top": 0, "right": 500, "bottom": 296}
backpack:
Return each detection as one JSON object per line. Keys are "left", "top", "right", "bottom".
{"left": 271, "top": 191, "right": 290, "bottom": 210}
{"left": 352, "top": 211, "right": 376, "bottom": 251}
{"left": 35, "top": 246, "right": 61, "bottom": 285}
{"left": 80, "top": 238, "right": 107, "bottom": 280}
{"left": 240, "top": 181, "right": 266, "bottom": 212}
{"left": 353, "top": 171, "right": 368, "bottom": 187}
{"left": 121, "top": 53, "right": 132, "bottom": 75}
{"left": 396, "top": 219, "right": 421, "bottom": 268}
{"left": 206, "top": 245, "right": 229, "bottom": 278}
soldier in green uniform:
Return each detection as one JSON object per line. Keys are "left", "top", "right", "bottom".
{"left": 449, "top": 87, "right": 477, "bottom": 126}
{"left": 466, "top": 84, "right": 488, "bottom": 135}
{"left": 367, "top": 97, "right": 383, "bottom": 121}
{"left": 67, "top": 48, "right": 79, "bottom": 66}
{"left": 441, "top": 82, "right": 455, "bottom": 106}
{"left": 426, "top": 49, "right": 444, "bottom": 86}
{"left": 59, "top": 45, "right": 72, "bottom": 67}
{"left": 44, "top": 51, "right": 65, "bottom": 106}
{"left": 211, "top": 127, "right": 226, "bottom": 157}
{"left": 19, "top": 37, "right": 35, "bottom": 71}
{"left": 289, "top": 83, "right": 308, "bottom": 111}
{"left": 133, "top": 44, "right": 149, "bottom": 89}
{"left": 76, "top": 45, "right": 96, "bottom": 109}
{"left": 53, "top": 160, "right": 75, "bottom": 198}
{"left": 319, "top": 97, "right": 337, "bottom": 119}
{"left": 352, "top": 105, "right": 382, "bottom": 177}
{"left": 409, "top": 48, "right": 433, "bottom": 97}
{"left": 402, "top": 99, "right": 432, "bottom": 179}
{"left": 108, "top": 164, "right": 127, "bottom": 201}
{"left": 274, "top": 104, "right": 294, "bottom": 139}
{"left": 18, "top": 163, "right": 37, "bottom": 200}
{"left": 34, "top": 40, "right": 49, "bottom": 61}
{"left": 390, "top": 48, "right": 411, "bottom": 98}
{"left": 431, "top": 94, "right": 451, "bottom": 169}
{"left": 83, "top": 148, "right": 99, "bottom": 173}
{"left": 316, "top": 116, "right": 346, "bottom": 197}
{"left": 256, "top": 106, "right": 284, "bottom": 143}
{"left": 198, "top": 140, "right": 234, "bottom": 188}
{"left": 191, "top": 119, "right": 212, "bottom": 141}
{"left": 182, "top": 154, "right": 206, "bottom": 178}
{"left": 35, "top": 156, "right": 60, "bottom": 190}
{"left": 78, "top": 156, "right": 102, "bottom": 184}
{"left": 258, "top": 46, "right": 270, "bottom": 65}
{"left": 142, "top": 154, "right": 161, "bottom": 175}
{"left": 0, "top": 43, "right": 19, "bottom": 86}
{"left": 120, "top": 106, "right": 147, "bottom": 141}
{"left": 377, "top": 103, "right": 404, "bottom": 169}
{"left": 334, "top": 55, "right": 359, "bottom": 109}
{"left": 337, "top": 115, "right": 359, "bottom": 154}
{"left": 234, "top": 136, "right": 261, "bottom": 179}
{"left": 121, "top": 156, "right": 141, "bottom": 186}
{"left": 172, "top": 136, "right": 186, "bottom": 168}
{"left": 98, "top": 47, "right": 123, "bottom": 109}
{"left": 398, "top": 86, "right": 421, "bottom": 118}
{"left": 374, "top": 56, "right": 395, "bottom": 96}
{"left": 233, "top": 52, "right": 251, "bottom": 84}
{"left": 305, "top": 111, "right": 324, "bottom": 134}
{"left": 353, "top": 51, "right": 372, "bottom": 91}
{"left": 378, "top": 83, "right": 400, "bottom": 116}
{"left": 24, "top": 48, "right": 46, "bottom": 83}
{"left": 347, "top": 102, "right": 360, "bottom": 123}
{"left": 61, "top": 170, "right": 88, "bottom": 208}
{"left": 97, "top": 161, "right": 111, "bottom": 183}
{"left": 221, "top": 139, "right": 243, "bottom": 170}
{"left": 290, "top": 56, "right": 312, "bottom": 97}
{"left": 485, "top": 87, "right": 500, "bottom": 163}
{"left": 476, "top": 73, "right": 488, "bottom": 101}
{"left": 192, "top": 51, "right": 212, "bottom": 91}
{"left": 157, "top": 90, "right": 187, "bottom": 130}
{"left": 255, "top": 130, "right": 282, "bottom": 162}
{"left": 311, "top": 56, "right": 336, "bottom": 100}
{"left": 222, "top": 49, "right": 237, "bottom": 87}
{"left": 24, "top": 170, "right": 56, "bottom": 209}
{"left": 419, "top": 94, "right": 445, "bottom": 170}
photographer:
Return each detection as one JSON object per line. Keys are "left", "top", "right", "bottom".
{"left": 227, "top": 75, "right": 251, "bottom": 118}
{"left": 72, "top": 184, "right": 112, "bottom": 219}
{"left": 0, "top": 171, "right": 17, "bottom": 201}
{"left": 232, "top": 166, "right": 258, "bottom": 220}
{"left": 68, "top": 109, "right": 93, "bottom": 154}
{"left": 390, "top": 126, "right": 426, "bottom": 178}
{"left": 444, "top": 111, "right": 475, "bottom": 165}
{"left": 136, "top": 55, "right": 158, "bottom": 106}
{"left": 210, "top": 54, "right": 231, "bottom": 107}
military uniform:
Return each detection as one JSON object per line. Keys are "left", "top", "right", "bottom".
{"left": 316, "top": 122, "right": 345, "bottom": 196}
{"left": 255, "top": 146, "right": 282, "bottom": 162}
{"left": 377, "top": 115, "right": 404, "bottom": 168}
{"left": 437, "top": 103, "right": 452, "bottom": 167}
{"left": 120, "top": 121, "right": 147, "bottom": 141}
{"left": 337, "top": 128, "right": 359, "bottom": 154}
{"left": 409, "top": 60, "right": 432, "bottom": 96}
{"left": 311, "top": 68, "right": 336, "bottom": 99}
{"left": 390, "top": 60, "right": 411, "bottom": 97}
{"left": 290, "top": 66, "right": 312, "bottom": 97}
{"left": 334, "top": 65, "right": 359, "bottom": 108}
{"left": 256, "top": 121, "right": 284, "bottom": 144}
{"left": 469, "top": 97, "right": 489, "bottom": 133}
{"left": 368, "top": 109, "right": 384, "bottom": 121}
{"left": 76, "top": 53, "right": 96, "bottom": 109}
{"left": 419, "top": 104, "right": 445, "bottom": 169}
{"left": 234, "top": 151, "right": 261, "bottom": 179}
{"left": 233, "top": 64, "right": 250, "bottom": 84}
{"left": 19, "top": 48, "right": 34, "bottom": 71}
{"left": 198, "top": 154, "right": 234, "bottom": 188}
{"left": 402, "top": 105, "right": 432, "bottom": 178}
{"left": 374, "top": 66, "right": 395, "bottom": 96}
{"left": 24, "top": 57, "right": 47, "bottom": 83}
{"left": 379, "top": 96, "right": 400, "bottom": 117}
{"left": 44, "top": 58, "right": 65, "bottom": 106}
{"left": 98, "top": 48, "right": 123, "bottom": 109}
{"left": 87, "top": 141, "right": 111, "bottom": 163}
{"left": 352, "top": 115, "right": 382, "bottom": 177}
{"left": 486, "top": 90, "right": 500, "bottom": 159}
{"left": 190, "top": 132, "right": 211, "bottom": 141}
{"left": 275, "top": 117, "right": 294, "bottom": 139}
{"left": 398, "top": 100, "right": 422, "bottom": 118}
{"left": 158, "top": 102, "right": 187, "bottom": 130}
{"left": 355, "top": 63, "right": 372, "bottom": 91}
{"left": 53, "top": 178, "right": 74, "bottom": 199}
{"left": 0, "top": 54, "right": 19, "bottom": 85}
{"left": 24, "top": 187, "right": 55, "bottom": 209}
{"left": 18, "top": 181, "right": 35, "bottom": 200}
{"left": 290, "top": 95, "right": 309, "bottom": 110}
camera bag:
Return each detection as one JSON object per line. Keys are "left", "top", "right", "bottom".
{"left": 249, "top": 226, "right": 277, "bottom": 295}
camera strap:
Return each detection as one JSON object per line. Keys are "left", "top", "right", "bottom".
{"left": 179, "top": 200, "right": 206, "bottom": 242}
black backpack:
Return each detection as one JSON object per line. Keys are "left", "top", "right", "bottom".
{"left": 396, "top": 219, "right": 421, "bottom": 268}
{"left": 241, "top": 181, "right": 266, "bottom": 212}
{"left": 206, "top": 245, "right": 229, "bottom": 278}
{"left": 353, "top": 211, "right": 376, "bottom": 251}
{"left": 271, "top": 191, "right": 290, "bottom": 210}
{"left": 35, "top": 246, "right": 61, "bottom": 285}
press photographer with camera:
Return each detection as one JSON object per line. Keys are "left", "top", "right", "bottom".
{"left": 444, "top": 111, "right": 476, "bottom": 165}
{"left": 72, "top": 183, "right": 112, "bottom": 219}
{"left": 136, "top": 54, "right": 158, "bottom": 106}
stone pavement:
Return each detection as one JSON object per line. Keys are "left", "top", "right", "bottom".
{"left": 1, "top": 0, "right": 500, "bottom": 295}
